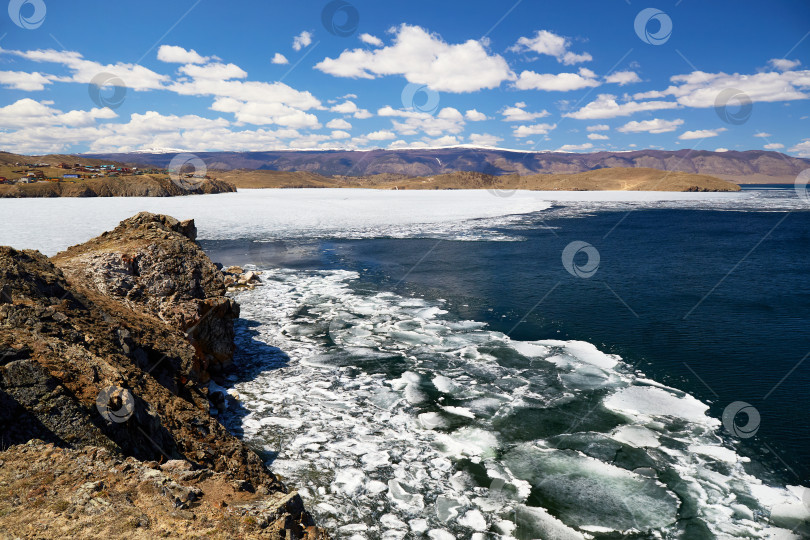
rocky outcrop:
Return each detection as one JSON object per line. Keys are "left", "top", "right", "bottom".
{"left": 0, "top": 213, "right": 325, "bottom": 539}
{"left": 0, "top": 175, "right": 235, "bottom": 198}
{"left": 0, "top": 441, "right": 320, "bottom": 539}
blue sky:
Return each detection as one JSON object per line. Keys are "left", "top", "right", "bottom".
{"left": 1, "top": 0, "right": 809, "bottom": 156}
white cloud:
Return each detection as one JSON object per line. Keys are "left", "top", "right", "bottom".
{"left": 605, "top": 71, "right": 642, "bottom": 86}
{"left": 586, "top": 124, "right": 609, "bottom": 131}
{"left": 715, "top": 148, "right": 729, "bottom": 152}
{"left": 557, "top": 142, "right": 594, "bottom": 152}
{"left": 0, "top": 70, "right": 53, "bottom": 91}
{"left": 501, "top": 102, "right": 550, "bottom": 121}
{"left": 754, "top": 132, "right": 771, "bottom": 138}
{"left": 678, "top": 127, "right": 727, "bottom": 140}
{"left": 326, "top": 118, "right": 352, "bottom": 129}
{"left": 330, "top": 130, "right": 351, "bottom": 139}
{"left": 179, "top": 62, "right": 247, "bottom": 81}
{"left": 0, "top": 98, "right": 117, "bottom": 129}
{"left": 768, "top": 58, "right": 801, "bottom": 71}
{"left": 2, "top": 46, "right": 168, "bottom": 90}
{"left": 509, "top": 30, "right": 592, "bottom": 65}
{"left": 617, "top": 118, "right": 684, "bottom": 134}
{"left": 565, "top": 94, "right": 679, "bottom": 119}
{"left": 514, "top": 67, "right": 600, "bottom": 91}
{"left": 465, "top": 109, "right": 487, "bottom": 121}
{"left": 789, "top": 139, "right": 810, "bottom": 157}
{"left": 469, "top": 133, "right": 502, "bottom": 146}
{"left": 633, "top": 69, "right": 810, "bottom": 108}
{"left": 330, "top": 100, "right": 372, "bottom": 119}
{"left": 587, "top": 133, "right": 609, "bottom": 140}
{"left": 210, "top": 97, "right": 319, "bottom": 129}
{"left": 360, "top": 33, "right": 383, "bottom": 47}
{"left": 378, "top": 106, "right": 467, "bottom": 137}
{"left": 513, "top": 123, "right": 557, "bottom": 138}
{"left": 157, "top": 45, "right": 211, "bottom": 64}
{"left": 366, "top": 130, "right": 396, "bottom": 140}
{"left": 271, "top": 53, "right": 289, "bottom": 65}
{"left": 314, "top": 24, "right": 514, "bottom": 92}
{"left": 764, "top": 143, "right": 784, "bottom": 149}
{"left": 293, "top": 31, "right": 313, "bottom": 51}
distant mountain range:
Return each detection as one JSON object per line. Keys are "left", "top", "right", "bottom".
{"left": 84, "top": 148, "right": 810, "bottom": 183}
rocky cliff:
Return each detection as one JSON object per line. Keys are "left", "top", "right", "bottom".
{"left": 0, "top": 213, "right": 324, "bottom": 539}
{"left": 0, "top": 176, "right": 235, "bottom": 198}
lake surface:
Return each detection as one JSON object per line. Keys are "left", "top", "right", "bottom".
{"left": 3, "top": 186, "right": 809, "bottom": 538}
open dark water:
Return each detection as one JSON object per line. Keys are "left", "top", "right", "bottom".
{"left": 203, "top": 185, "right": 810, "bottom": 537}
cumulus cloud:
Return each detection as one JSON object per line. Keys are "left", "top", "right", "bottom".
{"left": 326, "top": 118, "right": 352, "bottom": 129}
{"left": 366, "top": 130, "right": 396, "bottom": 140}
{"left": 271, "top": 53, "right": 289, "bottom": 65}
{"left": 509, "top": 30, "right": 592, "bottom": 65}
{"left": 768, "top": 58, "right": 801, "bottom": 71}
{"left": 157, "top": 45, "right": 211, "bottom": 64}
{"left": 605, "top": 71, "right": 642, "bottom": 86}
{"left": 557, "top": 142, "right": 594, "bottom": 152}
{"left": 587, "top": 133, "right": 609, "bottom": 140}
{"left": 378, "top": 106, "right": 467, "bottom": 137}
{"left": 314, "top": 24, "right": 514, "bottom": 92}
{"left": 513, "top": 122, "right": 557, "bottom": 138}
{"left": 514, "top": 67, "right": 600, "bottom": 91}
{"left": 789, "top": 139, "right": 810, "bottom": 157}
{"left": 764, "top": 143, "right": 784, "bottom": 149}
{"left": 678, "top": 127, "right": 727, "bottom": 140}
{"left": 633, "top": 69, "right": 810, "bottom": 108}
{"left": 465, "top": 109, "right": 487, "bottom": 121}
{"left": 293, "top": 31, "right": 313, "bottom": 51}
{"left": 586, "top": 124, "right": 609, "bottom": 131}
{"left": 469, "top": 133, "right": 502, "bottom": 146}
{"left": 0, "top": 70, "right": 53, "bottom": 91}
{"left": 1, "top": 46, "right": 169, "bottom": 90}
{"left": 330, "top": 100, "right": 372, "bottom": 119}
{"left": 565, "top": 94, "right": 679, "bottom": 119}
{"left": 754, "top": 132, "right": 771, "bottom": 138}
{"left": 360, "top": 33, "right": 383, "bottom": 47}
{"left": 617, "top": 118, "right": 684, "bottom": 134}
{"left": 501, "top": 102, "right": 550, "bottom": 121}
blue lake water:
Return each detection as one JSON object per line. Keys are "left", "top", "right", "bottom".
{"left": 201, "top": 185, "right": 810, "bottom": 538}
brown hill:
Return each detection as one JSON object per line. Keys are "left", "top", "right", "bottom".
{"left": 219, "top": 167, "right": 740, "bottom": 192}
{"left": 0, "top": 175, "right": 235, "bottom": 197}
{"left": 83, "top": 148, "right": 810, "bottom": 184}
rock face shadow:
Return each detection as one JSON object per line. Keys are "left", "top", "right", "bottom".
{"left": 220, "top": 317, "right": 290, "bottom": 466}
